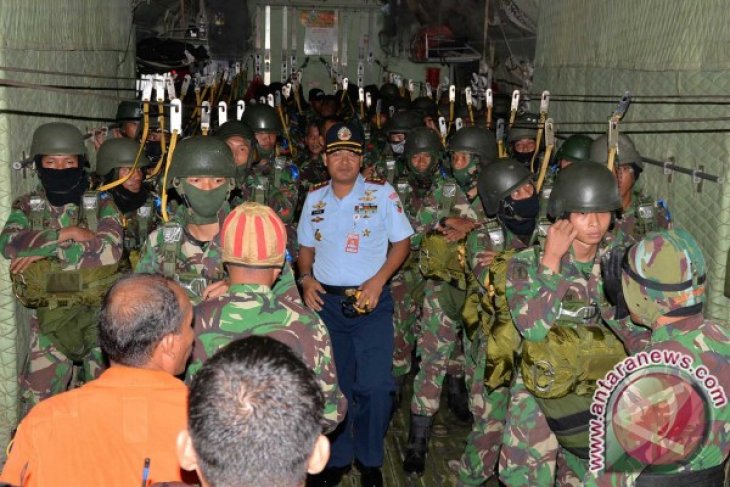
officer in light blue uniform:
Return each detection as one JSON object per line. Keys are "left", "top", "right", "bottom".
{"left": 298, "top": 122, "right": 414, "bottom": 487}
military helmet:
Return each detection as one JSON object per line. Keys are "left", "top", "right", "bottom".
{"left": 241, "top": 103, "right": 282, "bottom": 134}
{"left": 478, "top": 158, "right": 533, "bottom": 215}
{"left": 555, "top": 134, "right": 593, "bottom": 164}
{"left": 384, "top": 110, "right": 424, "bottom": 135}
{"left": 590, "top": 133, "right": 643, "bottom": 169}
{"left": 508, "top": 113, "right": 539, "bottom": 142}
{"left": 411, "top": 96, "right": 437, "bottom": 119}
{"left": 380, "top": 83, "right": 400, "bottom": 101}
{"left": 215, "top": 120, "right": 254, "bottom": 141}
{"left": 221, "top": 202, "right": 287, "bottom": 268}
{"left": 405, "top": 127, "right": 441, "bottom": 163}
{"left": 30, "top": 122, "right": 87, "bottom": 158}
{"left": 623, "top": 228, "right": 706, "bottom": 325}
{"left": 167, "top": 136, "right": 236, "bottom": 183}
{"left": 115, "top": 101, "right": 143, "bottom": 123}
{"left": 95, "top": 138, "right": 152, "bottom": 177}
{"left": 547, "top": 161, "right": 621, "bottom": 218}
{"left": 448, "top": 127, "right": 498, "bottom": 162}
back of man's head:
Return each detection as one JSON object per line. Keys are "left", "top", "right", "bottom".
{"left": 99, "top": 274, "right": 185, "bottom": 367}
{"left": 179, "top": 336, "right": 329, "bottom": 487}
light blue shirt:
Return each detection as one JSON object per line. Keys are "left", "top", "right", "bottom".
{"left": 298, "top": 174, "right": 414, "bottom": 286}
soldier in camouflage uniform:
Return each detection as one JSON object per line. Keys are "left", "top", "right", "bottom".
{"left": 0, "top": 123, "right": 123, "bottom": 410}
{"left": 585, "top": 228, "right": 730, "bottom": 486}
{"left": 216, "top": 119, "right": 303, "bottom": 304}
{"left": 509, "top": 113, "right": 540, "bottom": 168}
{"left": 590, "top": 133, "right": 670, "bottom": 245}
{"left": 365, "top": 110, "right": 423, "bottom": 184}
{"left": 500, "top": 162, "right": 626, "bottom": 486}
{"left": 95, "top": 138, "right": 158, "bottom": 271}
{"left": 135, "top": 136, "right": 234, "bottom": 305}
{"left": 295, "top": 119, "right": 329, "bottom": 216}
{"left": 555, "top": 134, "right": 593, "bottom": 170}
{"left": 186, "top": 202, "right": 346, "bottom": 433}
{"left": 456, "top": 158, "right": 542, "bottom": 486}
{"left": 389, "top": 128, "right": 440, "bottom": 395}
{"left": 403, "top": 127, "right": 483, "bottom": 476}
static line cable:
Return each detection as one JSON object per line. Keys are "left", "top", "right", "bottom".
{"left": 0, "top": 65, "right": 138, "bottom": 81}
{"left": 641, "top": 156, "right": 722, "bottom": 184}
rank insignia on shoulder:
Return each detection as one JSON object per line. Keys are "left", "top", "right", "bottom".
{"left": 310, "top": 181, "right": 329, "bottom": 192}
{"left": 365, "top": 177, "right": 386, "bottom": 185}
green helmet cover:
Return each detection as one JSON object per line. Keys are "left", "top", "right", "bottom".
{"left": 384, "top": 110, "right": 423, "bottom": 135}
{"left": 30, "top": 122, "right": 87, "bottom": 159}
{"left": 115, "top": 101, "right": 143, "bottom": 123}
{"left": 405, "top": 127, "right": 441, "bottom": 174}
{"left": 477, "top": 158, "right": 533, "bottom": 215}
{"left": 547, "top": 161, "right": 621, "bottom": 218}
{"left": 508, "top": 113, "right": 539, "bottom": 143}
{"left": 590, "top": 133, "right": 643, "bottom": 169}
{"left": 95, "top": 138, "right": 152, "bottom": 177}
{"left": 215, "top": 120, "right": 254, "bottom": 141}
{"left": 448, "top": 127, "right": 498, "bottom": 163}
{"left": 242, "top": 104, "right": 282, "bottom": 134}
{"left": 555, "top": 134, "right": 593, "bottom": 164}
{"left": 168, "top": 136, "right": 236, "bottom": 185}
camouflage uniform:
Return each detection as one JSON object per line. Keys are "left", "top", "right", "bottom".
{"left": 586, "top": 229, "right": 730, "bottom": 486}
{"left": 295, "top": 152, "right": 329, "bottom": 217}
{"left": 186, "top": 283, "right": 347, "bottom": 433}
{"left": 613, "top": 189, "right": 670, "bottom": 245}
{"left": 501, "top": 245, "right": 613, "bottom": 486}
{"left": 135, "top": 207, "right": 228, "bottom": 305}
{"left": 0, "top": 189, "right": 122, "bottom": 409}
{"left": 410, "top": 177, "right": 478, "bottom": 416}
{"left": 114, "top": 194, "right": 159, "bottom": 271}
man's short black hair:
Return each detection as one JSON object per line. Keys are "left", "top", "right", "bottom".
{"left": 99, "top": 274, "right": 183, "bottom": 367}
{"left": 188, "top": 336, "right": 324, "bottom": 487}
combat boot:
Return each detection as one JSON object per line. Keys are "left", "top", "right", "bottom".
{"left": 402, "top": 414, "right": 433, "bottom": 475}
{"left": 446, "top": 374, "right": 472, "bottom": 424}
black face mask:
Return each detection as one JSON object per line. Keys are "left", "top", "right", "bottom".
{"left": 37, "top": 166, "right": 87, "bottom": 207}
{"left": 513, "top": 151, "right": 534, "bottom": 166}
{"left": 144, "top": 140, "right": 163, "bottom": 163}
{"left": 110, "top": 184, "right": 149, "bottom": 214}
{"left": 499, "top": 192, "right": 539, "bottom": 237}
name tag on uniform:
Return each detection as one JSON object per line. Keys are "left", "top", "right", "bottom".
{"left": 345, "top": 233, "right": 360, "bottom": 253}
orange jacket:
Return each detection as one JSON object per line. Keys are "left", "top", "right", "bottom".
{"left": 1, "top": 365, "right": 196, "bottom": 487}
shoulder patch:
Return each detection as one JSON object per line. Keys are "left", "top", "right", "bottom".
{"left": 309, "top": 181, "right": 330, "bottom": 193}
{"left": 365, "top": 177, "right": 386, "bottom": 185}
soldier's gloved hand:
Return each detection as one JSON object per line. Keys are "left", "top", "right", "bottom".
{"left": 302, "top": 276, "right": 325, "bottom": 311}
{"left": 601, "top": 245, "right": 630, "bottom": 319}
{"left": 542, "top": 220, "right": 578, "bottom": 273}
{"left": 442, "top": 226, "right": 468, "bottom": 243}
{"left": 58, "top": 226, "right": 95, "bottom": 243}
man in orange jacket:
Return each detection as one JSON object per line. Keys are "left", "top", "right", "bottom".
{"left": 1, "top": 273, "right": 196, "bottom": 487}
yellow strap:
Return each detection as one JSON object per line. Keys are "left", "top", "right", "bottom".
{"left": 508, "top": 108, "right": 517, "bottom": 129}
{"left": 486, "top": 107, "right": 493, "bottom": 130}
{"left": 158, "top": 101, "right": 167, "bottom": 159}
{"left": 498, "top": 140, "right": 507, "bottom": 159}
{"left": 607, "top": 147, "right": 617, "bottom": 173}
{"left": 536, "top": 144, "right": 554, "bottom": 192}
{"left": 277, "top": 105, "right": 296, "bottom": 157}
{"left": 294, "top": 88, "right": 303, "bottom": 115}
{"left": 98, "top": 101, "right": 149, "bottom": 192}
{"left": 468, "top": 105, "right": 475, "bottom": 125}
{"left": 160, "top": 130, "right": 179, "bottom": 223}
{"left": 530, "top": 113, "right": 546, "bottom": 173}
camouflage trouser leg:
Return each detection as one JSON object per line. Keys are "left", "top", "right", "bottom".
{"left": 20, "top": 313, "right": 105, "bottom": 414}
{"left": 392, "top": 273, "right": 418, "bottom": 377}
{"left": 458, "top": 331, "right": 508, "bottom": 485}
{"left": 447, "top": 332, "right": 466, "bottom": 376}
{"left": 411, "top": 280, "right": 465, "bottom": 416}
{"left": 556, "top": 448, "right": 587, "bottom": 487}
{"left": 498, "top": 371, "right": 559, "bottom": 487}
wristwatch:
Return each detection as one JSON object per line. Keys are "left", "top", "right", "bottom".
{"left": 297, "top": 273, "right": 313, "bottom": 285}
